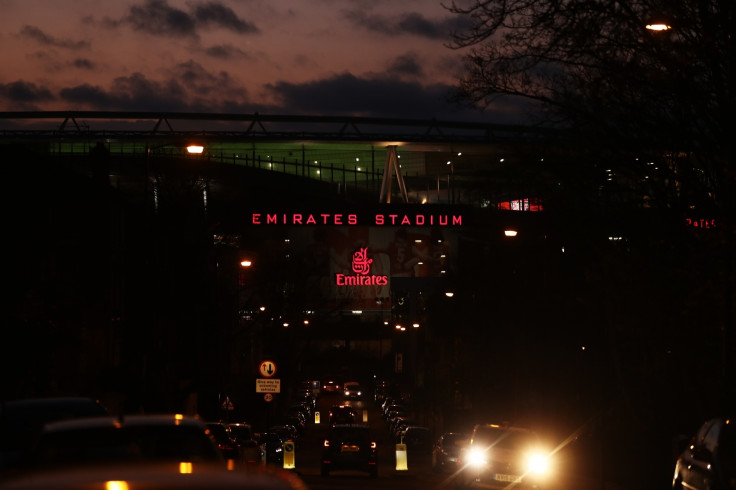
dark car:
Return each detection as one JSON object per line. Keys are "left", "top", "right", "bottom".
{"left": 258, "top": 431, "right": 286, "bottom": 466}
{"left": 328, "top": 405, "right": 356, "bottom": 427}
{"left": 227, "top": 422, "right": 264, "bottom": 465}
{"left": 673, "top": 416, "right": 735, "bottom": 490}
{"left": 432, "top": 431, "right": 469, "bottom": 472}
{"left": 400, "top": 426, "right": 433, "bottom": 454}
{"left": 20, "top": 414, "right": 223, "bottom": 470}
{"left": 205, "top": 422, "right": 240, "bottom": 461}
{"left": 0, "top": 397, "right": 109, "bottom": 474}
{"left": 456, "top": 423, "right": 552, "bottom": 488}
{"left": 321, "top": 424, "right": 378, "bottom": 478}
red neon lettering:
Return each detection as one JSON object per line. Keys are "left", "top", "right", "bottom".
{"left": 252, "top": 214, "right": 261, "bottom": 224}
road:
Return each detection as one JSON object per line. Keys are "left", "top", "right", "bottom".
{"left": 266, "top": 391, "right": 633, "bottom": 490}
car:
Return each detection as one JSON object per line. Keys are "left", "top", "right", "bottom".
{"left": 673, "top": 416, "right": 735, "bottom": 490}
{"left": 227, "top": 422, "right": 264, "bottom": 465}
{"left": 456, "top": 422, "right": 552, "bottom": 489}
{"left": 322, "top": 379, "right": 342, "bottom": 393}
{"left": 400, "top": 425, "right": 433, "bottom": 454}
{"left": 432, "top": 431, "right": 469, "bottom": 473}
{"left": 205, "top": 422, "right": 241, "bottom": 461}
{"left": 18, "top": 413, "right": 223, "bottom": 471}
{"left": 258, "top": 431, "right": 287, "bottom": 466}
{"left": 343, "top": 382, "right": 366, "bottom": 400}
{"left": 0, "top": 396, "right": 109, "bottom": 474}
{"left": 328, "top": 405, "right": 356, "bottom": 427}
{"left": 1, "top": 460, "right": 308, "bottom": 490}
{"left": 321, "top": 424, "right": 378, "bottom": 478}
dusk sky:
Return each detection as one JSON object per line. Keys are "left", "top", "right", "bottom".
{"left": 0, "top": 0, "right": 534, "bottom": 124}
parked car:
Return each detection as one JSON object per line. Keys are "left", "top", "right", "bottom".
{"left": 432, "top": 431, "right": 469, "bottom": 473}
{"left": 2, "top": 459, "right": 306, "bottom": 490}
{"left": 328, "top": 405, "right": 356, "bottom": 427}
{"left": 673, "top": 416, "right": 735, "bottom": 490}
{"left": 400, "top": 426, "right": 433, "bottom": 455}
{"left": 257, "top": 431, "right": 286, "bottom": 466}
{"left": 20, "top": 414, "right": 223, "bottom": 470}
{"left": 0, "top": 396, "right": 109, "bottom": 474}
{"left": 227, "top": 422, "right": 264, "bottom": 465}
{"left": 205, "top": 422, "right": 240, "bottom": 461}
{"left": 456, "top": 422, "right": 552, "bottom": 488}
{"left": 321, "top": 424, "right": 378, "bottom": 477}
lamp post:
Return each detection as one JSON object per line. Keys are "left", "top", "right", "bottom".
{"left": 645, "top": 15, "right": 736, "bottom": 412}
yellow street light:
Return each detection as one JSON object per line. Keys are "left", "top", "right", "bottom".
{"left": 645, "top": 22, "right": 671, "bottom": 31}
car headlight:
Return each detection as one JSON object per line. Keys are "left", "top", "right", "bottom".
{"left": 466, "top": 448, "right": 487, "bottom": 467}
{"left": 526, "top": 452, "right": 549, "bottom": 474}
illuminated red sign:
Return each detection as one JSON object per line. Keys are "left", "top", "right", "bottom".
{"left": 335, "top": 247, "right": 388, "bottom": 286}
{"left": 685, "top": 218, "right": 716, "bottom": 229}
{"left": 250, "top": 213, "right": 462, "bottom": 226}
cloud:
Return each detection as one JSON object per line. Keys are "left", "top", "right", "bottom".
{"left": 72, "top": 58, "right": 97, "bottom": 70}
{"left": 0, "top": 68, "right": 527, "bottom": 123}
{"left": 264, "top": 72, "right": 474, "bottom": 119}
{"left": 387, "top": 53, "right": 424, "bottom": 78}
{"left": 126, "top": 0, "right": 198, "bottom": 38}
{"left": 341, "top": 9, "right": 464, "bottom": 40}
{"left": 194, "top": 2, "right": 259, "bottom": 34}
{"left": 0, "top": 80, "right": 56, "bottom": 110}
{"left": 119, "top": 0, "right": 259, "bottom": 40}
{"left": 53, "top": 61, "right": 247, "bottom": 112}
{"left": 204, "top": 44, "right": 251, "bottom": 60}
{"left": 18, "top": 25, "right": 90, "bottom": 50}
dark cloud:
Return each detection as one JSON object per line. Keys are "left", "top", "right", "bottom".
{"left": 342, "top": 9, "right": 465, "bottom": 40}
{"left": 121, "top": 0, "right": 258, "bottom": 39}
{"left": 18, "top": 25, "right": 90, "bottom": 49}
{"left": 59, "top": 75, "right": 188, "bottom": 111}
{"left": 204, "top": 44, "right": 250, "bottom": 59}
{"left": 264, "top": 72, "right": 484, "bottom": 120}
{"left": 72, "top": 58, "right": 96, "bottom": 70}
{"left": 194, "top": 2, "right": 259, "bottom": 34}
{"left": 387, "top": 53, "right": 424, "bottom": 77}
{"left": 169, "top": 60, "right": 247, "bottom": 98}
{"left": 2, "top": 69, "right": 526, "bottom": 123}
{"left": 55, "top": 64, "right": 247, "bottom": 112}
{"left": 126, "top": 0, "right": 198, "bottom": 38}
{"left": 0, "top": 80, "right": 56, "bottom": 108}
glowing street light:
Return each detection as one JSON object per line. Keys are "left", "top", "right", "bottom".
{"left": 645, "top": 22, "right": 671, "bottom": 31}
{"left": 186, "top": 144, "right": 204, "bottom": 154}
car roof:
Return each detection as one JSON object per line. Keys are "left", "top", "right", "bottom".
{"left": 42, "top": 414, "right": 206, "bottom": 432}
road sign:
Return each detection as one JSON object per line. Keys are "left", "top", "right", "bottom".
{"left": 258, "top": 360, "right": 277, "bottom": 378}
{"left": 221, "top": 396, "right": 235, "bottom": 411}
{"left": 264, "top": 393, "right": 273, "bottom": 402}
{"left": 256, "top": 378, "right": 281, "bottom": 393}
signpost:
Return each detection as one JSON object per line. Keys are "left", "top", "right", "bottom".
{"left": 256, "top": 378, "right": 281, "bottom": 393}
{"left": 258, "top": 360, "right": 277, "bottom": 378}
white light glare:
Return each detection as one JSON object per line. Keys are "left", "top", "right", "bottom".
{"left": 186, "top": 145, "right": 204, "bottom": 154}
{"left": 505, "top": 229, "right": 518, "bottom": 237}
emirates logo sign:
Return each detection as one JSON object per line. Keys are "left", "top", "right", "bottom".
{"left": 335, "top": 247, "right": 388, "bottom": 286}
